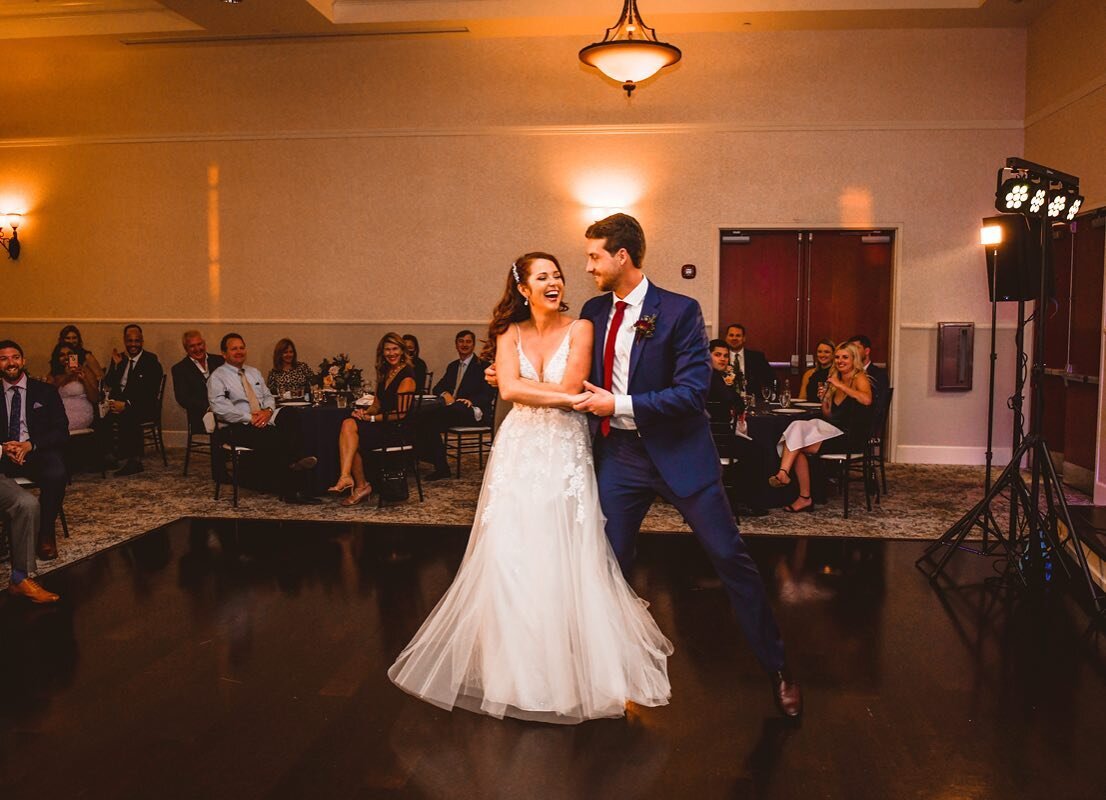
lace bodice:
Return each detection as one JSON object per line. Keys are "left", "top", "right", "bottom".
{"left": 516, "top": 321, "right": 574, "bottom": 385}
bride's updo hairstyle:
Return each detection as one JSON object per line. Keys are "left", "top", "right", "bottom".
{"left": 481, "top": 251, "right": 568, "bottom": 362}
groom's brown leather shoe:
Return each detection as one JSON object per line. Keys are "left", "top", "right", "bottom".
{"left": 8, "top": 578, "right": 60, "bottom": 604}
{"left": 771, "top": 670, "right": 803, "bottom": 718}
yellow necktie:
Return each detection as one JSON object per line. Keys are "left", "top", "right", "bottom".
{"left": 239, "top": 369, "right": 261, "bottom": 413}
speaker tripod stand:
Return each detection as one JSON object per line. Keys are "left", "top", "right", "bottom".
{"left": 917, "top": 197, "right": 1104, "bottom": 625}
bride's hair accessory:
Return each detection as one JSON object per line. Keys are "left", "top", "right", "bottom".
{"left": 511, "top": 262, "right": 521, "bottom": 285}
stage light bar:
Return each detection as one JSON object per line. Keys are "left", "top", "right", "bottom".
{"left": 994, "top": 159, "right": 1081, "bottom": 223}
{"left": 997, "top": 177, "right": 1031, "bottom": 212}
{"left": 1066, "top": 196, "right": 1083, "bottom": 221}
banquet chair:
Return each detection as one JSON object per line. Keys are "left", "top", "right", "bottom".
{"left": 65, "top": 426, "right": 106, "bottom": 479}
{"left": 811, "top": 407, "right": 881, "bottom": 519}
{"left": 208, "top": 412, "right": 253, "bottom": 508}
{"left": 183, "top": 416, "right": 214, "bottom": 477}
{"left": 443, "top": 394, "right": 497, "bottom": 478}
{"left": 9, "top": 476, "right": 71, "bottom": 539}
{"left": 706, "top": 400, "right": 742, "bottom": 524}
{"left": 140, "top": 374, "right": 169, "bottom": 466}
{"left": 367, "top": 392, "right": 424, "bottom": 508}
{"left": 422, "top": 371, "right": 434, "bottom": 394}
{"left": 869, "top": 387, "right": 894, "bottom": 494}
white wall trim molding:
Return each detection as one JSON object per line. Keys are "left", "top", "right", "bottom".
{"left": 6, "top": 316, "right": 719, "bottom": 328}
{"left": 0, "top": 119, "right": 1025, "bottom": 150}
{"left": 1025, "top": 70, "right": 1106, "bottom": 129}
{"left": 898, "top": 322, "right": 1019, "bottom": 330}
{"left": 1095, "top": 480, "right": 1106, "bottom": 507}
{"left": 896, "top": 445, "right": 1017, "bottom": 465}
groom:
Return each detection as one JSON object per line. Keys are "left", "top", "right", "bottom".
{"left": 571, "top": 214, "right": 802, "bottom": 718}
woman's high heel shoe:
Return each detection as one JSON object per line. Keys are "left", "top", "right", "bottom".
{"left": 329, "top": 475, "right": 355, "bottom": 495}
{"left": 768, "top": 469, "right": 792, "bottom": 488}
{"left": 341, "top": 484, "right": 373, "bottom": 507}
{"left": 783, "top": 495, "right": 814, "bottom": 513}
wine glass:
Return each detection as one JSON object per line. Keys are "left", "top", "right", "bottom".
{"left": 760, "top": 383, "right": 772, "bottom": 407}
{"left": 779, "top": 385, "right": 791, "bottom": 409}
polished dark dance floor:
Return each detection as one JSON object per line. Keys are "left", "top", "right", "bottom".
{"left": 2, "top": 519, "right": 1105, "bottom": 800}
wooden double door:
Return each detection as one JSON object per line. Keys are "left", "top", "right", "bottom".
{"left": 718, "top": 229, "right": 894, "bottom": 391}
{"left": 1040, "top": 209, "right": 1105, "bottom": 489}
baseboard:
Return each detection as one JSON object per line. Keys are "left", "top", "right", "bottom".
{"left": 895, "top": 445, "right": 1018, "bottom": 466}
{"left": 1096, "top": 480, "right": 1106, "bottom": 506}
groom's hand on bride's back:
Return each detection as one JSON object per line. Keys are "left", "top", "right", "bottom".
{"left": 484, "top": 364, "right": 498, "bottom": 388}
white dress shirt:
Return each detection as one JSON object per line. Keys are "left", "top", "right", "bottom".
{"left": 119, "top": 349, "right": 144, "bottom": 390}
{"left": 729, "top": 348, "right": 745, "bottom": 376}
{"left": 607, "top": 276, "right": 650, "bottom": 431}
{"left": 192, "top": 357, "right": 211, "bottom": 378}
{"left": 3, "top": 373, "right": 30, "bottom": 442}
{"left": 208, "top": 363, "right": 277, "bottom": 425}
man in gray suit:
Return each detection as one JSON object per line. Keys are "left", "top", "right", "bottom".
{"left": 1, "top": 475, "right": 60, "bottom": 603}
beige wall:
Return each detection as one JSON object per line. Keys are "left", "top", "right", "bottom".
{"left": 1025, "top": 0, "right": 1106, "bottom": 502}
{"left": 1, "top": 27, "right": 1028, "bottom": 458}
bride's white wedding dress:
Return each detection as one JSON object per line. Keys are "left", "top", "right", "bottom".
{"left": 388, "top": 323, "right": 672, "bottom": 724}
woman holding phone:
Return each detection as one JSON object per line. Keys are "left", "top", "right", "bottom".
{"left": 49, "top": 342, "right": 100, "bottom": 431}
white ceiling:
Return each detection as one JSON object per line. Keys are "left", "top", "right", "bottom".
{"left": 0, "top": 0, "right": 1052, "bottom": 42}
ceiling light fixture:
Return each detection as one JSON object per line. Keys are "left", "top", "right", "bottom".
{"left": 579, "top": 0, "right": 681, "bottom": 97}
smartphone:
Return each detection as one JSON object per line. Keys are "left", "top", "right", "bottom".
{"left": 67, "top": 353, "right": 80, "bottom": 369}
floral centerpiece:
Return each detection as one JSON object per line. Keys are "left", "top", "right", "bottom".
{"left": 317, "top": 353, "right": 363, "bottom": 391}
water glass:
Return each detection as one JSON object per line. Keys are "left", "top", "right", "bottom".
{"left": 336, "top": 393, "right": 348, "bottom": 409}
{"left": 311, "top": 386, "right": 324, "bottom": 405}
{"left": 779, "top": 386, "right": 791, "bottom": 409}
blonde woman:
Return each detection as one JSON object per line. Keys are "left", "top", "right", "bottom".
{"left": 769, "top": 341, "right": 873, "bottom": 512}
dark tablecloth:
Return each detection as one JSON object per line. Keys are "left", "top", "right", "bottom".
{"left": 743, "top": 407, "right": 820, "bottom": 509}
{"left": 280, "top": 396, "right": 443, "bottom": 495}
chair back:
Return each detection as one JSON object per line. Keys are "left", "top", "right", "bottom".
{"left": 871, "top": 386, "right": 893, "bottom": 442}
{"left": 423, "top": 371, "right": 434, "bottom": 394}
{"left": 154, "top": 373, "right": 167, "bottom": 423}
{"left": 390, "top": 392, "right": 423, "bottom": 439}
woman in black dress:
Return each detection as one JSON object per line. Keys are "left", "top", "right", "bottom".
{"left": 330, "top": 333, "right": 417, "bottom": 505}
{"left": 798, "top": 338, "right": 835, "bottom": 402}
{"left": 769, "top": 342, "right": 873, "bottom": 512}
{"left": 402, "top": 334, "right": 429, "bottom": 393}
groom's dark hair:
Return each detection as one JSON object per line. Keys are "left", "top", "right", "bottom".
{"left": 586, "top": 213, "right": 645, "bottom": 269}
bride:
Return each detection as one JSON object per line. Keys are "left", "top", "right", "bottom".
{"left": 388, "top": 252, "right": 672, "bottom": 724}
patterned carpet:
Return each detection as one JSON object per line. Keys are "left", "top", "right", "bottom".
{"left": 3, "top": 449, "right": 1092, "bottom": 583}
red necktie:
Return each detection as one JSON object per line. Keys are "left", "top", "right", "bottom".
{"left": 600, "top": 300, "right": 628, "bottom": 437}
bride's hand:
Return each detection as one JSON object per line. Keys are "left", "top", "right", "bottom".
{"left": 567, "top": 390, "right": 593, "bottom": 410}
{"left": 573, "top": 382, "right": 615, "bottom": 416}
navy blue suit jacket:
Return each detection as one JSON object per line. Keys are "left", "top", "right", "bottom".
{"left": 433, "top": 357, "right": 494, "bottom": 418}
{"left": 581, "top": 282, "right": 720, "bottom": 498}
{"left": 1, "top": 376, "right": 69, "bottom": 454}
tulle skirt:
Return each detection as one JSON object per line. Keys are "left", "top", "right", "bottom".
{"left": 388, "top": 405, "right": 672, "bottom": 724}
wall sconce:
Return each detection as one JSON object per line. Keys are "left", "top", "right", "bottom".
{"left": 0, "top": 214, "right": 21, "bottom": 260}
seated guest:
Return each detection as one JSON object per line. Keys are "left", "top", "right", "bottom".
{"left": 708, "top": 338, "right": 742, "bottom": 420}
{"left": 847, "top": 333, "right": 889, "bottom": 419}
{"left": 1, "top": 475, "right": 59, "bottom": 603}
{"left": 402, "top": 333, "right": 429, "bottom": 392}
{"left": 422, "top": 329, "right": 494, "bottom": 480}
{"left": 103, "top": 323, "right": 163, "bottom": 476}
{"left": 49, "top": 342, "right": 99, "bottom": 431}
{"left": 798, "top": 338, "right": 835, "bottom": 402}
{"left": 769, "top": 342, "right": 872, "bottom": 513}
{"left": 725, "top": 323, "right": 773, "bottom": 398}
{"left": 56, "top": 324, "right": 103, "bottom": 382}
{"left": 1, "top": 340, "right": 69, "bottom": 561}
{"left": 330, "top": 333, "right": 417, "bottom": 506}
{"left": 171, "top": 329, "right": 225, "bottom": 434}
{"left": 709, "top": 339, "right": 767, "bottom": 517}
{"left": 267, "top": 338, "right": 315, "bottom": 398}
{"left": 208, "top": 333, "right": 319, "bottom": 505}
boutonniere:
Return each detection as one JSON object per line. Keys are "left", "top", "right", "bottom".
{"left": 633, "top": 314, "right": 658, "bottom": 340}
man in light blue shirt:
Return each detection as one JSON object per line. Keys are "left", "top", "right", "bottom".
{"left": 208, "top": 333, "right": 319, "bottom": 504}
